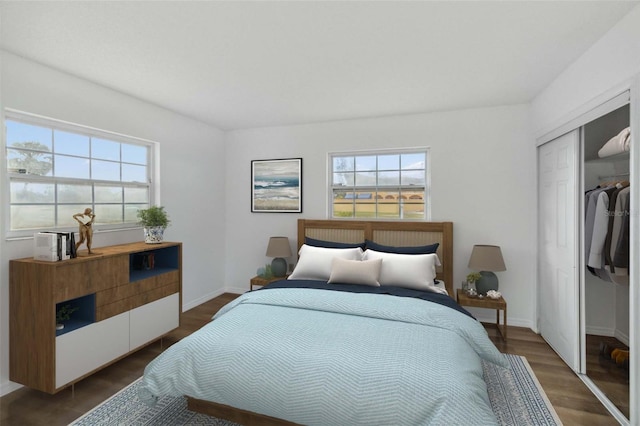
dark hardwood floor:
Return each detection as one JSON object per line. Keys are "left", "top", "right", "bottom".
{"left": 1, "top": 293, "right": 618, "bottom": 425}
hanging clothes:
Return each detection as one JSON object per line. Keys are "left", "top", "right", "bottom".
{"left": 585, "top": 186, "right": 611, "bottom": 274}
{"left": 584, "top": 126, "right": 631, "bottom": 283}
{"left": 604, "top": 183, "right": 630, "bottom": 273}
{"left": 611, "top": 188, "right": 630, "bottom": 285}
{"left": 587, "top": 186, "right": 618, "bottom": 271}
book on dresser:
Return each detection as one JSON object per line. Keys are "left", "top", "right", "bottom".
{"left": 34, "top": 232, "right": 78, "bottom": 261}
{"left": 9, "top": 241, "right": 182, "bottom": 394}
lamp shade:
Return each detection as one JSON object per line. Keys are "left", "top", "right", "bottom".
{"left": 468, "top": 245, "right": 506, "bottom": 295}
{"left": 266, "top": 237, "right": 292, "bottom": 258}
{"left": 266, "top": 237, "right": 292, "bottom": 277}
{"left": 468, "top": 245, "right": 506, "bottom": 271}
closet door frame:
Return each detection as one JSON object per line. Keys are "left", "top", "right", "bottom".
{"left": 628, "top": 74, "right": 639, "bottom": 426}
{"left": 537, "top": 77, "right": 639, "bottom": 426}
{"left": 578, "top": 127, "right": 587, "bottom": 377}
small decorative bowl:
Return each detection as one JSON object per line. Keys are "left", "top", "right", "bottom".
{"left": 486, "top": 290, "right": 502, "bottom": 299}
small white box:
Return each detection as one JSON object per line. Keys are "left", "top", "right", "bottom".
{"left": 34, "top": 232, "right": 58, "bottom": 262}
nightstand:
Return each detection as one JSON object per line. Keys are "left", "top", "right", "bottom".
{"left": 457, "top": 289, "right": 507, "bottom": 341}
{"left": 250, "top": 275, "right": 289, "bottom": 291}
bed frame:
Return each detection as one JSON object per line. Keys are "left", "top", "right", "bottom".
{"left": 187, "top": 219, "right": 454, "bottom": 424}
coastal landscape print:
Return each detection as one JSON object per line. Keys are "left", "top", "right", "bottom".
{"left": 252, "top": 158, "right": 302, "bottom": 212}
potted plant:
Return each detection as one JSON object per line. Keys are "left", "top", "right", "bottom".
{"left": 56, "top": 304, "right": 79, "bottom": 330}
{"left": 466, "top": 272, "right": 482, "bottom": 295}
{"left": 137, "top": 205, "right": 171, "bottom": 244}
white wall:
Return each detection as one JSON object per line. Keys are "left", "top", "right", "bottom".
{"left": 531, "top": 4, "right": 640, "bottom": 136}
{"left": 0, "top": 51, "right": 227, "bottom": 395}
{"left": 225, "top": 104, "right": 536, "bottom": 328}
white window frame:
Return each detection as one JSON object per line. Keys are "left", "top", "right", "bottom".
{"left": 3, "top": 109, "right": 159, "bottom": 239}
{"left": 327, "top": 147, "right": 431, "bottom": 221}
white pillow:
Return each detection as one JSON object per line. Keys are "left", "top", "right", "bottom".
{"left": 288, "top": 244, "right": 363, "bottom": 281}
{"left": 362, "top": 249, "right": 440, "bottom": 290}
{"left": 328, "top": 257, "right": 382, "bottom": 287}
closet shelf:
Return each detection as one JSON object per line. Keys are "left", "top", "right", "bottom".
{"left": 585, "top": 151, "right": 629, "bottom": 164}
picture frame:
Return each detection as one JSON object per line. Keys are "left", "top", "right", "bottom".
{"left": 251, "top": 158, "right": 303, "bottom": 213}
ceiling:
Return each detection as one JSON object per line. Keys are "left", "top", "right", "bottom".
{"left": 0, "top": 1, "right": 638, "bottom": 131}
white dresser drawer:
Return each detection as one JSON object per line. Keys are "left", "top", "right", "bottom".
{"left": 129, "top": 293, "right": 179, "bottom": 350}
{"left": 56, "top": 311, "right": 129, "bottom": 388}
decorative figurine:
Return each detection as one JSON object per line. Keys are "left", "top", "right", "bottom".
{"left": 73, "top": 208, "right": 95, "bottom": 254}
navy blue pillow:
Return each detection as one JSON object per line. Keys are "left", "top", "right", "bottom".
{"left": 305, "top": 237, "right": 366, "bottom": 250}
{"left": 364, "top": 239, "right": 439, "bottom": 255}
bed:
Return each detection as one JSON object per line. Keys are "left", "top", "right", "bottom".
{"left": 139, "top": 219, "right": 508, "bottom": 425}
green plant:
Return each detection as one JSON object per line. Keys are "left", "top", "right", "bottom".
{"left": 137, "top": 205, "right": 171, "bottom": 228}
{"left": 56, "top": 304, "right": 79, "bottom": 324}
{"left": 466, "top": 272, "right": 482, "bottom": 283}
{"left": 262, "top": 264, "right": 273, "bottom": 279}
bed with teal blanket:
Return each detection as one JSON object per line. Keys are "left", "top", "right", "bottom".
{"left": 139, "top": 285, "right": 508, "bottom": 425}
{"left": 140, "top": 219, "right": 507, "bottom": 425}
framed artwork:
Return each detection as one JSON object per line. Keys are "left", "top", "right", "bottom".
{"left": 251, "top": 158, "right": 303, "bottom": 213}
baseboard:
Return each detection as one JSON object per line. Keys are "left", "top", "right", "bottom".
{"left": 583, "top": 326, "right": 629, "bottom": 346}
{"left": 614, "top": 329, "right": 630, "bottom": 346}
{"left": 585, "top": 326, "right": 615, "bottom": 337}
{"left": 182, "top": 288, "right": 227, "bottom": 312}
{"left": 470, "top": 311, "right": 533, "bottom": 329}
{"left": 225, "top": 286, "right": 248, "bottom": 295}
{"left": 0, "top": 380, "right": 23, "bottom": 397}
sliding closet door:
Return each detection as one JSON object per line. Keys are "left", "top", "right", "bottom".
{"left": 538, "top": 130, "right": 580, "bottom": 371}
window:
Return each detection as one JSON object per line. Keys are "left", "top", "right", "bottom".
{"left": 329, "top": 148, "right": 429, "bottom": 220}
{"left": 4, "top": 111, "right": 154, "bottom": 235}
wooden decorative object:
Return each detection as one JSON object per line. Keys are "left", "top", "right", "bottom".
{"left": 73, "top": 208, "right": 96, "bottom": 254}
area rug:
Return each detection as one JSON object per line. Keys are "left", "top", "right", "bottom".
{"left": 484, "top": 354, "right": 562, "bottom": 425}
{"left": 70, "top": 354, "right": 561, "bottom": 426}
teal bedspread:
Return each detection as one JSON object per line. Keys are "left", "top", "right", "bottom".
{"left": 139, "top": 288, "right": 508, "bottom": 425}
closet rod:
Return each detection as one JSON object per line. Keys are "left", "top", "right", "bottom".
{"left": 598, "top": 172, "right": 630, "bottom": 180}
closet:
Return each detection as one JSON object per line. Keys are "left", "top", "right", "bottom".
{"left": 538, "top": 96, "right": 632, "bottom": 424}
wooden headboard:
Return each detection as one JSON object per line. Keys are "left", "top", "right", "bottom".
{"left": 297, "top": 219, "right": 454, "bottom": 296}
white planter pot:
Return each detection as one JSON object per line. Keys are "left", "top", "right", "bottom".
{"left": 143, "top": 226, "right": 165, "bottom": 244}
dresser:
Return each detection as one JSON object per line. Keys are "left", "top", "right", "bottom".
{"left": 9, "top": 241, "right": 182, "bottom": 393}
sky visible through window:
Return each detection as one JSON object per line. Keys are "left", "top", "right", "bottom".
{"left": 6, "top": 118, "right": 151, "bottom": 231}
{"left": 330, "top": 150, "right": 428, "bottom": 220}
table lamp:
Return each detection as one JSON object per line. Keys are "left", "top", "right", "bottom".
{"left": 266, "top": 236, "right": 292, "bottom": 277}
{"left": 468, "top": 245, "right": 506, "bottom": 295}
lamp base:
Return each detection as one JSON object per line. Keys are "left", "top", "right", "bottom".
{"left": 476, "top": 271, "right": 498, "bottom": 295}
{"left": 271, "top": 257, "right": 287, "bottom": 277}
